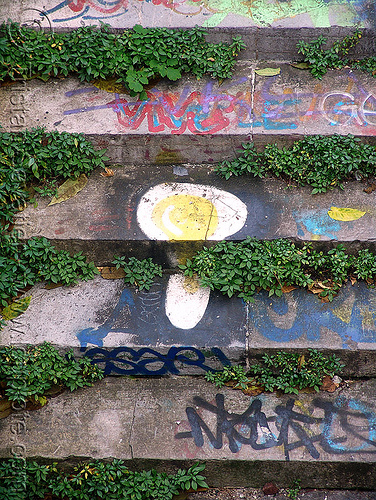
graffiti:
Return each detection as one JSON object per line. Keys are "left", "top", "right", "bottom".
{"left": 248, "top": 282, "right": 376, "bottom": 348}
{"left": 42, "top": 0, "right": 374, "bottom": 28}
{"left": 135, "top": 183, "right": 247, "bottom": 329}
{"left": 83, "top": 346, "right": 231, "bottom": 375}
{"left": 175, "top": 393, "right": 376, "bottom": 459}
{"left": 76, "top": 279, "right": 247, "bottom": 347}
{"left": 44, "top": 0, "right": 128, "bottom": 22}
{"left": 293, "top": 206, "right": 367, "bottom": 241}
{"left": 63, "top": 73, "right": 376, "bottom": 135}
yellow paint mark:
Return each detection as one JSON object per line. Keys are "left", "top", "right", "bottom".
{"left": 332, "top": 294, "right": 355, "bottom": 324}
{"left": 152, "top": 194, "right": 218, "bottom": 241}
{"left": 92, "top": 78, "right": 128, "bottom": 94}
{"left": 183, "top": 276, "right": 200, "bottom": 294}
{"left": 294, "top": 401, "right": 315, "bottom": 437}
{"left": 311, "top": 234, "right": 321, "bottom": 241}
{"left": 360, "top": 307, "right": 375, "bottom": 329}
{"left": 283, "top": 87, "right": 293, "bottom": 94}
{"left": 328, "top": 207, "right": 366, "bottom": 221}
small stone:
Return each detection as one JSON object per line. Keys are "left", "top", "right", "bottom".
{"left": 263, "top": 482, "right": 279, "bottom": 495}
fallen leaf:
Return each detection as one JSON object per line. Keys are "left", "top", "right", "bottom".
{"left": 281, "top": 285, "right": 297, "bottom": 293}
{"left": 45, "top": 283, "right": 63, "bottom": 290}
{"left": 242, "top": 385, "right": 264, "bottom": 396}
{"left": 255, "top": 67, "right": 281, "bottom": 77}
{"left": 364, "top": 183, "right": 376, "bottom": 194}
{"left": 0, "top": 399, "right": 11, "bottom": 412}
{"left": 100, "top": 267, "right": 126, "bottom": 280}
{"left": 320, "top": 375, "right": 338, "bottom": 393}
{"left": 328, "top": 206, "right": 366, "bottom": 221}
{"left": 350, "top": 276, "right": 357, "bottom": 285}
{"left": 290, "top": 62, "right": 311, "bottom": 70}
{"left": 0, "top": 407, "right": 12, "bottom": 419}
{"left": 298, "top": 354, "right": 305, "bottom": 370}
{"left": 100, "top": 167, "right": 114, "bottom": 177}
{"left": 48, "top": 174, "right": 88, "bottom": 206}
{"left": 1, "top": 296, "right": 31, "bottom": 320}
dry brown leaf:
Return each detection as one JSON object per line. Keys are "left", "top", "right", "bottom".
{"left": 0, "top": 399, "right": 11, "bottom": 412}
{"left": 298, "top": 354, "right": 305, "bottom": 370}
{"left": 45, "top": 283, "right": 64, "bottom": 290}
{"left": 242, "top": 385, "right": 264, "bottom": 396}
{"left": 281, "top": 285, "right": 297, "bottom": 294}
{"left": 320, "top": 295, "right": 331, "bottom": 303}
{"left": 350, "top": 276, "right": 357, "bottom": 285}
{"left": 100, "top": 267, "right": 126, "bottom": 280}
{"left": 100, "top": 167, "right": 114, "bottom": 177}
{"left": 364, "top": 183, "right": 376, "bottom": 194}
{"left": 0, "top": 407, "right": 12, "bottom": 419}
{"left": 320, "top": 375, "right": 338, "bottom": 393}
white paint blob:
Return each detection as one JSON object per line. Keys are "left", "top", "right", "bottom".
{"left": 137, "top": 183, "right": 247, "bottom": 241}
{"left": 136, "top": 182, "right": 247, "bottom": 330}
{"left": 165, "top": 274, "right": 210, "bottom": 330}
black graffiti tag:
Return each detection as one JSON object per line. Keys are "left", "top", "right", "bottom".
{"left": 175, "top": 394, "right": 376, "bottom": 460}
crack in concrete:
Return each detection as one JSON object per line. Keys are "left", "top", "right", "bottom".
{"left": 204, "top": 188, "right": 216, "bottom": 241}
{"left": 129, "top": 398, "right": 137, "bottom": 459}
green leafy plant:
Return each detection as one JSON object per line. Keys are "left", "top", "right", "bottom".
{"left": 0, "top": 234, "right": 99, "bottom": 310}
{"left": 112, "top": 256, "right": 162, "bottom": 291}
{"left": 0, "top": 343, "right": 104, "bottom": 405}
{"left": 0, "top": 127, "right": 108, "bottom": 221}
{"left": 296, "top": 30, "right": 363, "bottom": 79}
{"left": 0, "top": 458, "right": 208, "bottom": 500}
{"left": 249, "top": 350, "right": 344, "bottom": 394}
{"left": 296, "top": 30, "right": 376, "bottom": 79}
{"left": 205, "top": 365, "right": 250, "bottom": 390}
{"left": 0, "top": 22, "right": 245, "bottom": 99}
{"left": 205, "top": 350, "right": 344, "bottom": 395}
{"left": 180, "top": 238, "right": 376, "bottom": 302}
{"left": 286, "top": 479, "right": 302, "bottom": 499}
{"left": 215, "top": 135, "right": 376, "bottom": 194}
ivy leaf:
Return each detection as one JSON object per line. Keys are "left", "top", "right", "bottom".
{"left": 166, "top": 67, "right": 182, "bottom": 81}
{"left": 255, "top": 67, "right": 281, "bottom": 76}
{"left": 48, "top": 174, "right": 88, "bottom": 206}
{"left": 133, "top": 24, "right": 148, "bottom": 35}
{"left": 2, "top": 296, "right": 32, "bottom": 320}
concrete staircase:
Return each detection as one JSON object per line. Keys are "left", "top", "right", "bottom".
{"left": 1, "top": 0, "right": 376, "bottom": 491}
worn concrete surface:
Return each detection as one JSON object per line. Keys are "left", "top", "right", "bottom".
{"left": 2, "top": 275, "right": 376, "bottom": 376}
{"left": 188, "top": 489, "right": 376, "bottom": 499}
{"left": 1, "top": 65, "right": 376, "bottom": 166}
{"left": 1, "top": 0, "right": 376, "bottom": 31}
{"left": 12, "top": 165, "right": 376, "bottom": 262}
{"left": 2, "top": 377, "right": 376, "bottom": 488}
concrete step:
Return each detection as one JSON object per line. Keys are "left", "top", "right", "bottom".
{"left": 2, "top": 274, "right": 376, "bottom": 377}
{"left": 2, "top": 65, "right": 376, "bottom": 166}
{"left": 1, "top": 376, "right": 376, "bottom": 489}
{"left": 12, "top": 163, "right": 376, "bottom": 264}
{"left": 2, "top": 1, "right": 376, "bottom": 61}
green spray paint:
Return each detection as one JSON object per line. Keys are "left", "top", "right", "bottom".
{"left": 201, "top": 0, "right": 362, "bottom": 28}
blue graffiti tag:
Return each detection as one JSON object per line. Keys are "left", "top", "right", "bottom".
{"left": 83, "top": 346, "right": 231, "bottom": 375}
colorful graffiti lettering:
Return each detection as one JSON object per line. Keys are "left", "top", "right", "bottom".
{"left": 43, "top": 0, "right": 374, "bottom": 28}
{"left": 175, "top": 393, "right": 376, "bottom": 459}
{"left": 63, "top": 72, "right": 376, "bottom": 135}
{"left": 44, "top": 0, "right": 128, "bottom": 22}
{"left": 248, "top": 282, "right": 376, "bottom": 348}
{"left": 83, "top": 346, "right": 231, "bottom": 375}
